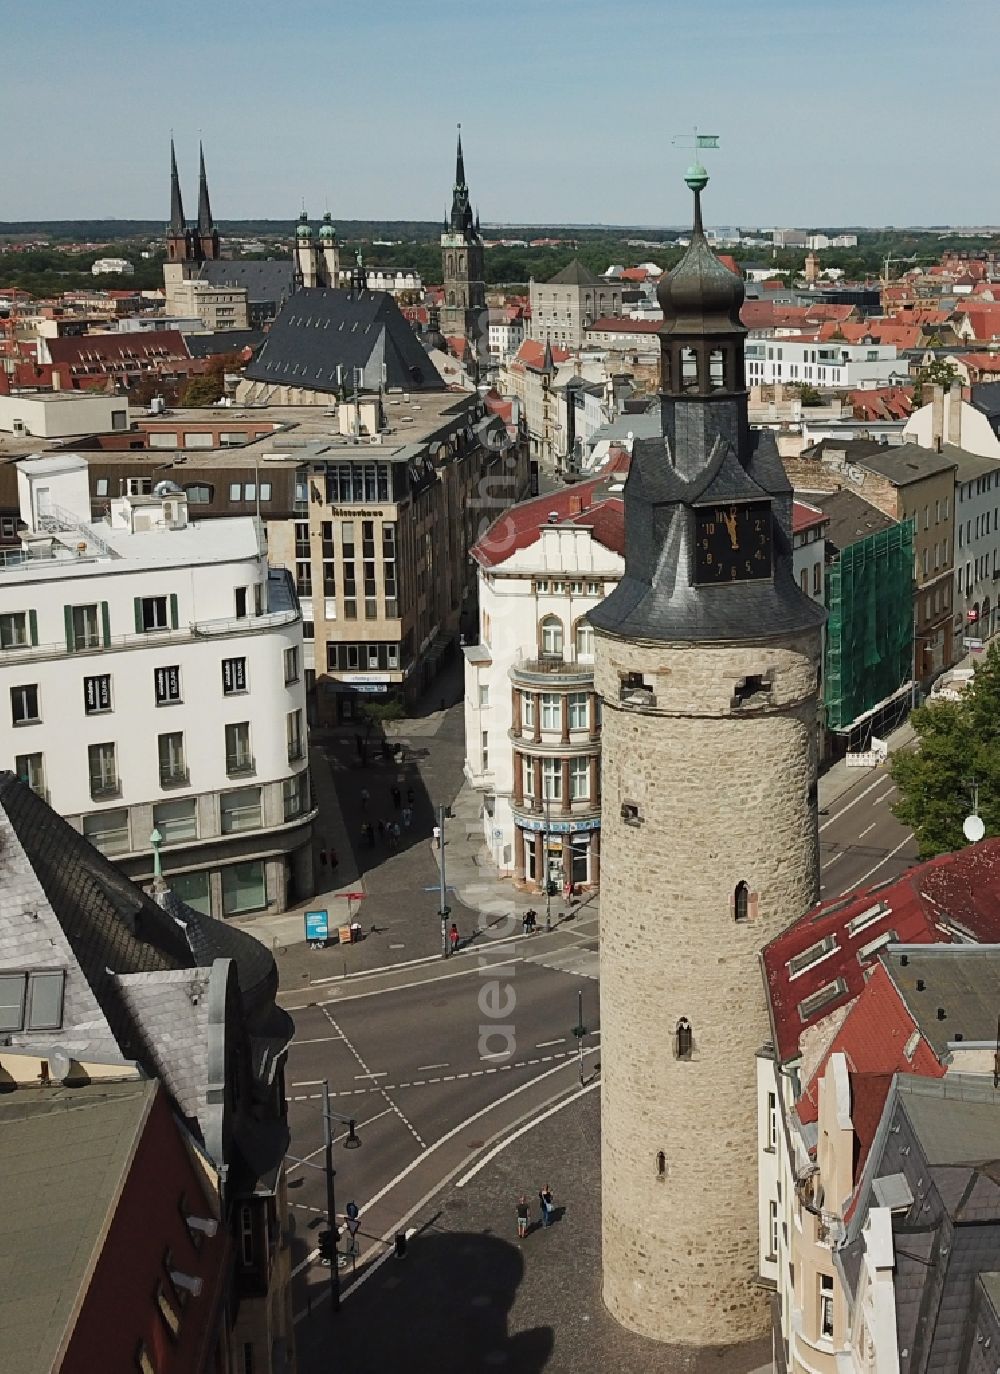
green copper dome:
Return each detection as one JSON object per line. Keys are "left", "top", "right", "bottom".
{"left": 319, "top": 213, "right": 336, "bottom": 242}
{"left": 684, "top": 161, "right": 709, "bottom": 194}
{"left": 296, "top": 212, "right": 313, "bottom": 241}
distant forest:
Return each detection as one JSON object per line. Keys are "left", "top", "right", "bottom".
{"left": 3, "top": 220, "right": 1000, "bottom": 297}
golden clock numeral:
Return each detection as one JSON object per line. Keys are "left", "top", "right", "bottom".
{"left": 754, "top": 520, "right": 762, "bottom": 532}
{"left": 730, "top": 566, "right": 738, "bottom": 580}
{"left": 705, "top": 552, "right": 712, "bottom": 564}
{"left": 705, "top": 522, "right": 715, "bottom": 535}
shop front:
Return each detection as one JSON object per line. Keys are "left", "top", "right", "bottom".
{"left": 513, "top": 815, "right": 601, "bottom": 893}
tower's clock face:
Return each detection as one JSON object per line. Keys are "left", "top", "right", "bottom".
{"left": 693, "top": 501, "right": 773, "bottom": 584}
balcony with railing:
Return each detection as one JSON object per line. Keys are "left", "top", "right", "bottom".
{"left": 509, "top": 653, "right": 595, "bottom": 687}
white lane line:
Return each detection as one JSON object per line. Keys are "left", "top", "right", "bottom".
{"left": 859, "top": 822, "right": 876, "bottom": 838}
{"left": 291, "top": 1079, "right": 326, "bottom": 1088}
{"left": 535, "top": 1038, "right": 565, "bottom": 1049}
{"left": 819, "top": 777, "right": 885, "bottom": 833}
{"left": 820, "top": 851, "right": 846, "bottom": 871}
{"left": 354, "top": 1071, "right": 387, "bottom": 1080}
{"left": 456, "top": 1079, "right": 601, "bottom": 1188}
{"left": 290, "top": 1035, "right": 344, "bottom": 1047}
{"left": 839, "top": 836, "right": 912, "bottom": 892}
{"left": 874, "top": 788, "right": 895, "bottom": 805}
{"left": 321, "top": 1007, "right": 426, "bottom": 1149}
{"left": 286, "top": 1107, "right": 393, "bottom": 1174}
{"left": 310, "top": 959, "right": 527, "bottom": 1005}
{"left": 480, "top": 1050, "right": 512, "bottom": 1061}
{"left": 417, "top": 1063, "right": 449, "bottom": 1072}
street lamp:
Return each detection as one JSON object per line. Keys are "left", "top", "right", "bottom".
{"left": 286, "top": 1081, "right": 361, "bottom": 1316}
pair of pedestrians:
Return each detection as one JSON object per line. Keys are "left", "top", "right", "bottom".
{"left": 516, "top": 1185, "right": 555, "bottom": 1239}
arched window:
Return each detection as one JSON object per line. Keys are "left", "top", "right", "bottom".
{"left": 656, "top": 1151, "right": 666, "bottom": 1179}
{"left": 540, "top": 616, "right": 563, "bottom": 658}
{"left": 734, "top": 881, "right": 749, "bottom": 923}
{"left": 709, "top": 349, "right": 725, "bottom": 390}
{"left": 675, "top": 1017, "right": 693, "bottom": 1060}
{"left": 575, "top": 620, "right": 595, "bottom": 662}
{"left": 447, "top": 291, "right": 456, "bottom": 307}
{"left": 681, "top": 347, "right": 699, "bottom": 392}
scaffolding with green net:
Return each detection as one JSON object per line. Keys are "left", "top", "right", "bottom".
{"left": 824, "top": 518, "right": 914, "bottom": 740}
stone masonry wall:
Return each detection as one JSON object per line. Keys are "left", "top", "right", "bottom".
{"left": 594, "top": 630, "right": 821, "bottom": 1347}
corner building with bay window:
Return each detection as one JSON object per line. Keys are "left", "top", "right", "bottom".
{"left": 463, "top": 466, "right": 626, "bottom": 892}
{"left": 0, "top": 455, "right": 314, "bottom": 920}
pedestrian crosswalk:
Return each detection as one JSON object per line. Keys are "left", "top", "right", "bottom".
{"left": 524, "top": 943, "right": 600, "bottom": 981}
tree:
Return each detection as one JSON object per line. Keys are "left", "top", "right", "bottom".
{"left": 912, "top": 356, "right": 958, "bottom": 407}
{"left": 891, "top": 645, "right": 1000, "bottom": 857}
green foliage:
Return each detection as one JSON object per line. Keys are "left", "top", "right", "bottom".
{"left": 912, "top": 356, "right": 959, "bottom": 407}
{"left": 787, "top": 382, "right": 823, "bottom": 405}
{"left": 360, "top": 698, "right": 406, "bottom": 740}
{"left": 180, "top": 372, "right": 224, "bottom": 408}
{"left": 891, "top": 646, "right": 1000, "bottom": 857}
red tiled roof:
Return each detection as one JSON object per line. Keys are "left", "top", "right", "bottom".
{"left": 45, "top": 330, "right": 190, "bottom": 368}
{"left": 792, "top": 500, "right": 826, "bottom": 534}
{"left": 483, "top": 388, "right": 514, "bottom": 425}
{"left": 955, "top": 308, "right": 1000, "bottom": 341}
{"left": 587, "top": 317, "right": 660, "bottom": 335}
{"left": 470, "top": 468, "right": 627, "bottom": 568}
{"left": 848, "top": 386, "right": 915, "bottom": 422}
{"left": 957, "top": 352, "right": 1000, "bottom": 374}
{"left": 763, "top": 838, "right": 1000, "bottom": 1063}
{"left": 717, "top": 254, "right": 741, "bottom": 277}
{"left": 511, "top": 340, "right": 571, "bottom": 371}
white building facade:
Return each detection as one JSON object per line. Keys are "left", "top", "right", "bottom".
{"left": 463, "top": 482, "right": 624, "bottom": 892}
{"left": 745, "top": 338, "right": 906, "bottom": 390}
{"left": 0, "top": 455, "right": 314, "bottom": 919}
{"left": 488, "top": 310, "right": 526, "bottom": 363}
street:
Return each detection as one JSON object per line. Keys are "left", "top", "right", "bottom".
{"left": 818, "top": 754, "right": 918, "bottom": 898}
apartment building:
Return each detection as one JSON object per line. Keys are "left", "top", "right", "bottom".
{"left": 744, "top": 337, "right": 907, "bottom": 389}
{"left": 0, "top": 454, "right": 313, "bottom": 918}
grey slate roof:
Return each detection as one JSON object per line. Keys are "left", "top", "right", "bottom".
{"left": 813, "top": 488, "right": 896, "bottom": 553}
{"left": 883, "top": 945, "right": 1000, "bottom": 1056}
{"left": 938, "top": 442, "right": 1000, "bottom": 484}
{"left": 0, "top": 1077, "right": 156, "bottom": 1374}
{"left": 244, "top": 287, "right": 444, "bottom": 394}
{"left": 805, "top": 437, "right": 958, "bottom": 485}
{"left": 183, "top": 329, "right": 264, "bottom": 358}
{"left": 546, "top": 258, "right": 602, "bottom": 287}
{"left": 194, "top": 258, "right": 295, "bottom": 305}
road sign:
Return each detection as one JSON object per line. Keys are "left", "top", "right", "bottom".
{"left": 305, "top": 909, "right": 329, "bottom": 942}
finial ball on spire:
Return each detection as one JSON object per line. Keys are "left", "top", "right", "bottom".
{"left": 684, "top": 162, "right": 709, "bottom": 194}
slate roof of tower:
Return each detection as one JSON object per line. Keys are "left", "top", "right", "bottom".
{"left": 194, "top": 259, "right": 295, "bottom": 305}
{"left": 244, "top": 288, "right": 445, "bottom": 393}
{"left": 546, "top": 258, "right": 603, "bottom": 287}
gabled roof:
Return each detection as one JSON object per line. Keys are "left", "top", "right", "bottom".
{"left": 813, "top": 488, "right": 897, "bottom": 552}
{"left": 587, "top": 316, "right": 660, "bottom": 334}
{"left": 183, "top": 329, "right": 264, "bottom": 359}
{"left": 762, "top": 838, "right": 1000, "bottom": 1063}
{"left": 244, "top": 288, "right": 444, "bottom": 393}
{"left": 792, "top": 500, "right": 827, "bottom": 534}
{"left": 511, "top": 339, "right": 571, "bottom": 372}
{"left": 882, "top": 944, "right": 1000, "bottom": 1056}
{"left": 195, "top": 259, "right": 295, "bottom": 304}
{"left": 470, "top": 461, "right": 628, "bottom": 569}
{"left": 45, "top": 331, "right": 190, "bottom": 368}
{"left": 545, "top": 258, "right": 603, "bottom": 287}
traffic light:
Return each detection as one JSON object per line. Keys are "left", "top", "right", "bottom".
{"left": 394, "top": 1231, "right": 407, "bottom": 1260}
{"left": 318, "top": 1229, "right": 335, "bottom": 1264}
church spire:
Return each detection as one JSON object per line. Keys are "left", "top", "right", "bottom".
{"left": 169, "top": 138, "right": 185, "bottom": 235}
{"left": 455, "top": 124, "right": 466, "bottom": 191}
{"left": 197, "top": 142, "right": 213, "bottom": 234}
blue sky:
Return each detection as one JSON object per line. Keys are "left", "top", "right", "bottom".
{"left": 3, "top": 0, "right": 999, "bottom": 228}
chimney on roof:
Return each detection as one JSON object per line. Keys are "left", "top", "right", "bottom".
{"left": 51, "top": 369, "right": 61, "bottom": 393}
{"left": 0, "top": 367, "right": 9, "bottom": 397}
{"left": 547, "top": 511, "right": 559, "bottom": 523}
{"left": 929, "top": 383, "right": 944, "bottom": 448}
{"left": 947, "top": 378, "right": 963, "bottom": 448}
{"left": 569, "top": 494, "right": 584, "bottom": 515}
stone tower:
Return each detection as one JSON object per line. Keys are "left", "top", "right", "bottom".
{"left": 440, "top": 127, "right": 486, "bottom": 356}
{"left": 318, "top": 211, "right": 341, "bottom": 287}
{"left": 590, "top": 165, "right": 825, "bottom": 1352}
{"left": 293, "top": 211, "right": 318, "bottom": 288}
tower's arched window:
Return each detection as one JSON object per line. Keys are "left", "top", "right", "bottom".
{"left": 709, "top": 348, "right": 726, "bottom": 390}
{"left": 447, "top": 291, "right": 455, "bottom": 307}
{"left": 734, "top": 881, "right": 749, "bottom": 923}
{"left": 540, "top": 616, "right": 564, "bottom": 658}
{"left": 681, "top": 347, "right": 699, "bottom": 392}
{"left": 656, "top": 1151, "right": 666, "bottom": 1179}
{"left": 661, "top": 349, "right": 672, "bottom": 392}
{"left": 675, "top": 1017, "right": 693, "bottom": 1061}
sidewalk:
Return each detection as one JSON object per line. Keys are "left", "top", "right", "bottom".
{"left": 817, "top": 714, "right": 915, "bottom": 815}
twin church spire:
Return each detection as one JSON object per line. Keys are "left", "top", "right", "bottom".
{"left": 166, "top": 138, "right": 219, "bottom": 264}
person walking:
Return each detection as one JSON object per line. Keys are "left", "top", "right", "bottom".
{"left": 391, "top": 785, "right": 402, "bottom": 811}
{"left": 402, "top": 805, "right": 412, "bottom": 830}
{"left": 319, "top": 848, "right": 328, "bottom": 869}
{"left": 516, "top": 1195, "right": 529, "bottom": 1241}
{"left": 433, "top": 823, "right": 441, "bottom": 850}
{"left": 391, "top": 821, "right": 401, "bottom": 848}
{"left": 377, "top": 818, "right": 386, "bottom": 843}
{"left": 360, "top": 787, "right": 370, "bottom": 811}
{"left": 449, "top": 922, "right": 460, "bottom": 955}
{"left": 406, "top": 786, "right": 415, "bottom": 807}
{"left": 539, "top": 1184, "right": 554, "bottom": 1228}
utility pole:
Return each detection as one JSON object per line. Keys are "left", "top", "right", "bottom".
{"left": 437, "top": 803, "right": 450, "bottom": 958}
{"left": 322, "top": 1079, "right": 340, "bottom": 1314}
{"left": 544, "top": 789, "right": 552, "bottom": 931}
{"left": 572, "top": 988, "right": 588, "bottom": 1085}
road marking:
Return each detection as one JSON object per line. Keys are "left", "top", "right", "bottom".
{"left": 291, "top": 1079, "right": 326, "bottom": 1088}
{"left": 535, "top": 1038, "right": 565, "bottom": 1048}
{"left": 859, "top": 822, "right": 876, "bottom": 838}
{"left": 838, "top": 836, "right": 912, "bottom": 893}
{"left": 286, "top": 1108, "right": 393, "bottom": 1174}
{"left": 480, "top": 1050, "right": 512, "bottom": 1061}
{"left": 820, "top": 850, "right": 846, "bottom": 872}
{"left": 314, "top": 1050, "right": 578, "bottom": 1097}
{"left": 308, "top": 959, "right": 526, "bottom": 1006}
{"left": 874, "top": 788, "right": 895, "bottom": 805}
{"left": 321, "top": 1007, "right": 427, "bottom": 1149}
{"left": 819, "top": 777, "right": 885, "bottom": 833}
{"left": 417, "top": 1063, "right": 449, "bottom": 1072}
{"left": 354, "top": 1071, "right": 387, "bottom": 1080}
{"left": 290, "top": 1036, "right": 344, "bottom": 1047}
{"left": 456, "top": 1079, "right": 601, "bottom": 1188}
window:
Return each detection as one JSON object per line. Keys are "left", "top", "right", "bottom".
{"left": 185, "top": 484, "right": 212, "bottom": 504}
{"left": 675, "top": 1016, "right": 693, "bottom": 1059}
{"left": 88, "top": 742, "right": 118, "bottom": 798}
{"left": 172, "top": 870, "right": 211, "bottom": 914}
{"left": 798, "top": 977, "right": 848, "bottom": 1022}
{"left": 242, "top": 1342, "right": 255, "bottom": 1374}
{"left": 0, "top": 970, "right": 65, "bottom": 1033}
{"left": 542, "top": 757, "right": 562, "bottom": 800}
{"left": 235, "top": 587, "right": 248, "bottom": 619}
{"left": 768, "top": 1201, "right": 779, "bottom": 1260}
{"left": 568, "top": 692, "right": 588, "bottom": 729}
{"left": 68, "top": 603, "right": 101, "bottom": 651}
{"left": 15, "top": 752, "right": 45, "bottom": 798}
{"left": 81, "top": 809, "right": 128, "bottom": 858}
{"left": 154, "top": 665, "right": 181, "bottom": 705}
{"left": 11, "top": 683, "right": 39, "bottom": 725}
{"left": 521, "top": 754, "right": 535, "bottom": 798}
{"left": 522, "top": 693, "right": 536, "bottom": 731}
{"left": 260, "top": 483, "right": 272, "bottom": 503}
{"left": 83, "top": 673, "right": 112, "bottom": 714}
{"left": 813, "top": 561, "right": 822, "bottom": 595}
{"left": 569, "top": 756, "right": 589, "bottom": 800}
{"left": 575, "top": 621, "right": 594, "bottom": 661}
{"left": 284, "top": 646, "right": 300, "bottom": 684}
{"left": 153, "top": 797, "right": 197, "bottom": 844}
{"left": 222, "top": 657, "right": 247, "bottom": 695}
{"left": 481, "top": 729, "right": 489, "bottom": 771}
{"left": 287, "top": 709, "right": 304, "bottom": 762}
{"left": 221, "top": 785, "right": 261, "bottom": 833}
{"left": 799, "top": 568, "right": 809, "bottom": 594}
{"left": 137, "top": 595, "right": 170, "bottom": 632}
{"left": 158, "top": 732, "right": 187, "bottom": 787}
{"left": 156, "top": 1282, "right": 180, "bottom": 1340}
{"left": 222, "top": 862, "right": 266, "bottom": 915}
{"left": 540, "top": 693, "right": 561, "bottom": 730}
{"left": 540, "top": 616, "right": 563, "bottom": 657}
{"left": 788, "top": 934, "right": 837, "bottom": 977}
{"left": 478, "top": 683, "right": 490, "bottom": 708}
{"left": 819, "top": 1274, "right": 834, "bottom": 1338}
{"left": 0, "top": 610, "right": 32, "bottom": 648}
{"left": 225, "top": 722, "right": 253, "bottom": 776}
{"left": 283, "top": 771, "right": 310, "bottom": 821}
{"left": 734, "top": 880, "right": 749, "bottom": 923}
{"left": 767, "top": 1091, "right": 777, "bottom": 1150}
{"left": 229, "top": 482, "right": 242, "bottom": 502}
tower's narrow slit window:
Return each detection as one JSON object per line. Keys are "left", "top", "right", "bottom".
{"left": 656, "top": 1151, "right": 666, "bottom": 1179}
{"left": 681, "top": 347, "right": 699, "bottom": 392}
{"left": 734, "top": 881, "right": 749, "bottom": 923}
{"left": 709, "top": 349, "right": 725, "bottom": 390}
{"left": 675, "top": 1017, "right": 693, "bottom": 1060}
